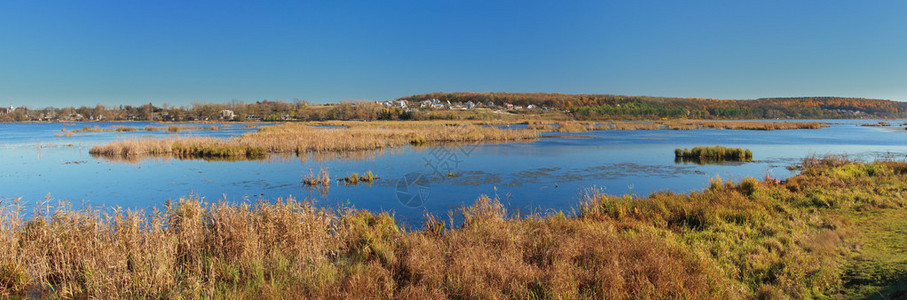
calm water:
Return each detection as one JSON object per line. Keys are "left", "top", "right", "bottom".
{"left": 2, "top": 120, "right": 906, "bottom": 226}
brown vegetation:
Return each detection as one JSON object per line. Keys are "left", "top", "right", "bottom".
{"left": 593, "top": 120, "right": 825, "bottom": 131}
{"left": 302, "top": 168, "right": 331, "bottom": 186}
{"left": 1, "top": 158, "right": 905, "bottom": 297}
{"left": 89, "top": 137, "right": 266, "bottom": 159}
{"left": 553, "top": 121, "right": 591, "bottom": 133}
{"left": 90, "top": 123, "right": 539, "bottom": 159}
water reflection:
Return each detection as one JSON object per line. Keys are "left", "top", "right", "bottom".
{"left": 6, "top": 120, "right": 907, "bottom": 228}
{"left": 674, "top": 157, "right": 751, "bottom": 165}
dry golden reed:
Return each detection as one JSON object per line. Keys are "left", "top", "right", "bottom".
{"left": 0, "top": 158, "right": 905, "bottom": 298}
{"left": 91, "top": 123, "right": 539, "bottom": 159}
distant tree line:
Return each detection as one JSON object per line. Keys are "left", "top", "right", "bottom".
{"left": 0, "top": 100, "right": 393, "bottom": 122}
{"left": 2, "top": 93, "right": 904, "bottom": 122}
{"left": 401, "top": 92, "right": 907, "bottom": 119}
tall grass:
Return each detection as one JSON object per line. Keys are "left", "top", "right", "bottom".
{"left": 89, "top": 137, "right": 266, "bottom": 159}
{"left": 591, "top": 120, "right": 824, "bottom": 131}
{"left": 90, "top": 123, "right": 539, "bottom": 160}
{"left": 675, "top": 145, "right": 753, "bottom": 161}
{"left": 340, "top": 171, "right": 376, "bottom": 184}
{"left": 0, "top": 158, "right": 906, "bottom": 297}
{"left": 302, "top": 168, "right": 331, "bottom": 186}
{"left": 553, "top": 121, "right": 591, "bottom": 132}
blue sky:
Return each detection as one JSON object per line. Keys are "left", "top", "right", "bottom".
{"left": 1, "top": 1, "right": 906, "bottom": 107}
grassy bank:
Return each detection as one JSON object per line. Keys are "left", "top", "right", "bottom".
{"left": 90, "top": 123, "right": 539, "bottom": 159}
{"left": 1, "top": 157, "right": 906, "bottom": 298}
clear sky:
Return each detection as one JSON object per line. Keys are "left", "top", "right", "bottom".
{"left": 2, "top": 1, "right": 906, "bottom": 107}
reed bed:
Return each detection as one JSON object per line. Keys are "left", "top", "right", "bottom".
{"left": 594, "top": 122, "right": 662, "bottom": 130}
{"left": 1, "top": 159, "right": 905, "bottom": 297}
{"left": 302, "top": 168, "right": 331, "bottom": 186}
{"left": 247, "top": 123, "right": 537, "bottom": 153}
{"left": 71, "top": 125, "right": 103, "bottom": 133}
{"left": 679, "top": 120, "right": 825, "bottom": 130}
{"left": 55, "top": 129, "right": 74, "bottom": 137}
{"left": 675, "top": 145, "right": 753, "bottom": 161}
{"left": 89, "top": 137, "right": 265, "bottom": 159}
{"left": 309, "top": 119, "right": 519, "bottom": 128}
{"left": 591, "top": 120, "right": 824, "bottom": 131}
{"left": 553, "top": 121, "right": 591, "bottom": 133}
{"left": 529, "top": 120, "right": 824, "bottom": 132}
{"left": 90, "top": 123, "right": 539, "bottom": 159}
{"left": 526, "top": 122, "right": 554, "bottom": 131}
{"left": 339, "top": 171, "right": 376, "bottom": 184}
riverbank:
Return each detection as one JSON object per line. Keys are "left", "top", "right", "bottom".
{"left": 0, "top": 157, "right": 904, "bottom": 298}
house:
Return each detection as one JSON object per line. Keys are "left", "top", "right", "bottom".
{"left": 221, "top": 110, "right": 235, "bottom": 120}
{"left": 526, "top": 104, "right": 537, "bottom": 110}
{"left": 486, "top": 101, "right": 494, "bottom": 107}
{"left": 466, "top": 101, "right": 475, "bottom": 110}
{"left": 0, "top": 105, "right": 13, "bottom": 115}
{"left": 505, "top": 103, "right": 514, "bottom": 110}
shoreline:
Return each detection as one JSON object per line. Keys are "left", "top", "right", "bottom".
{"left": 0, "top": 157, "right": 903, "bottom": 298}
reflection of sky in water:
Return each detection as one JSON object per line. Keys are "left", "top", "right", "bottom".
{"left": 3, "top": 120, "right": 907, "bottom": 226}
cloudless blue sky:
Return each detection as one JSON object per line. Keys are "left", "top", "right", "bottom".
{"left": 2, "top": 1, "right": 906, "bottom": 107}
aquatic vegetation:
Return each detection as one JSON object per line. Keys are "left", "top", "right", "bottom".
{"left": 0, "top": 159, "right": 904, "bottom": 298}
{"left": 674, "top": 120, "right": 824, "bottom": 130}
{"left": 526, "top": 122, "right": 554, "bottom": 130}
{"left": 91, "top": 123, "right": 539, "bottom": 160}
{"left": 71, "top": 125, "right": 104, "bottom": 133}
{"left": 302, "top": 168, "right": 330, "bottom": 186}
{"left": 340, "top": 171, "right": 376, "bottom": 184}
{"left": 675, "top": 145, "right": 753, "bottom": 161}
{"left": 590, "top": 120, "right": 825, "bottom": 131}
{"left": 114, "top": 126, "right": 138, "bottom": 132}
{"left": 553, "top": 121, "right": 590, "bottom": 132}
{"left": 55, "top": 129, "right": 73, "bottom": 137}
{"left": 89, "top": 137, "right": 265, "bottom": 159}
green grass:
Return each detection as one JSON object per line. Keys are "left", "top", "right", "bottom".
{"left": 341, "top": 171, "right": 376, "bottom": 184}
{"left": 839, "top": 209, "right": 907, "bottom": 299}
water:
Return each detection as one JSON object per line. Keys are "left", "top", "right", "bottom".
{"left": 2, "top": 120, "right": 906, "bottom": 226}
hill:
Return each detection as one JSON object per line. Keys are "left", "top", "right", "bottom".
{"left": 400, "top": 92, "right": 907, "bottom": 119}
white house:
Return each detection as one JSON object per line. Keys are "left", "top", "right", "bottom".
{"left": 221, "top": 110, "right": 235, "bottom": 120}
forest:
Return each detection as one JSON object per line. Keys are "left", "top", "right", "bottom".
{"left": 402, "top": 92, "right": 907, "bottom": 119}
{"left": 2, "top": 92, "right": 905, "bottom": 122}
